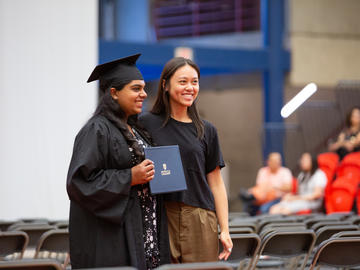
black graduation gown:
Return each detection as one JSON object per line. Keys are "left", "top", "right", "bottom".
{"left": 66, "top": 115, "right": 170, "bottom": 269}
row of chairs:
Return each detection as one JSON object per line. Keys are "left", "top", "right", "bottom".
{"left": 0, "top": 219, "right": 68, "bottom": 232}
{"left": 225, "top": 212, "right": 360, "bottom": 269}
{"left": 0, "top": 260, "right": 230, "bottom": 270}
{"left": 0, "top": 219, "right": 68, "bottom": 249}
{"left": 0, "top": 229, "right": 69, "bottom": 269}
{"left": 1, "top": 233, "right": 359, "bottom": 270}
{"left": 1, "top": 214, "right": 360, "bottom": 269}
{"left": 227, "top": 228, "right": 360, "bottom": 270}
{"left": 229, "top": 212, "right": 360, "bottom": 231}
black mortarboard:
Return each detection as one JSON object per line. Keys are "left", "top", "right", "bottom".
{"left": 87, "top": 53, "right": 143, "bottom": 86}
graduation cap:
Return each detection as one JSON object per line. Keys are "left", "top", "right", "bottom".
{"left": 87, "top": 53, "right": 143, "bottom": 86}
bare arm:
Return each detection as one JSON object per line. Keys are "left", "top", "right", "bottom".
{"left": 207, "top": 166, "right": 233, "bottom": 260}
{"left": 328, "top": 132, "right": 346, "bottom": 151}
{"left": 278, "top": 169, "right": 293, "bottom": 193}
{"left": 300, "top": 186, "right": 324, "bottom": 201}
{"left": 278, "top": 181, "right": 292, "bottom": 193}
{"left": 344, "top": 132, "right": 360, "bottom": 151}
{"left": 355, "top": 132, "right": 360, "bottom": 146}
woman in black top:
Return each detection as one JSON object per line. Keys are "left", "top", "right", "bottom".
{"left": 140, "top": 57, "right": 232, "bottom": 263}
{"left": 66, "top": 54, "right": 170, "bottom": 269}
{"left": 328, "top": 106, "right": 360, "bottom": 160}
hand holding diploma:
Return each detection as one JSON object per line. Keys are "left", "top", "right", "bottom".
{"left": 131, "top": 159, "right": 155, "bottom": 186}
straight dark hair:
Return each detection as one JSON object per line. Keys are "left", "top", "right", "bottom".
{"left": 298, "top": 153, "right": 318, "bottom": 183}
{"left": 151, "top": 57, "right": 204, "bottom": 138}
{"left": 310, "top": 154, "right": 318, "bottom": 176}
{"left": 345, "top": 106, "right": 360, "bottom": 129}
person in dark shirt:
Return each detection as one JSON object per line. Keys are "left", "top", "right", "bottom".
{"left": 328, "top": 106, "right": 360, "bottom": 160}
{"left": 66, "top": 54, "right": 170, "bottom": 269}
{"left": 140, "top": 57, "right": 232, "bottom": 263}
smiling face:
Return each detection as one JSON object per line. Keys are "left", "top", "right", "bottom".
{"left": 166, "top": 64, "right": 199, "bottom": 109}
{"left": 110, "top": 80, "right": 147, "bottom": 117}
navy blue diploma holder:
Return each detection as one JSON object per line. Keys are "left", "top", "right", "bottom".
{"left": 144, "top": 145, "right": 187, "bottom": 194}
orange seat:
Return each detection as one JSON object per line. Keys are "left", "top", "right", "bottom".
{"left": 317, "top": 152, "right": 339, "bottom": 182}
{"left": 337, "top": 152, "right": 360, "bottom": 178}
{"left": 292, "top": 177, "right": 298, "bottom": 194}
{"left": 325, "top": 174, "right": 359, "bottom": 214}
{"left": 296, "top": 209, "right": 312, "bottom": 215}
{"left": 325, "top": 152, "right": 360, "bottom": 214}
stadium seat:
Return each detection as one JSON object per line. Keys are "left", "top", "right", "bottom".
{"left": 317, "top": 152, "right": 339, "bottom": 183}
{"left": 0, "top": 259, "right": 63, "bottom": 270}
{"left": 224, "top": 233, "right": 260, "bottom": 270}
{"left": 250, "top": 229, "right": 316, "bottom": 270}
{"left": 7, "top": 224, "right": 57, "bottom": 249}
{"left": 0, "top": 221, "right": 16, "bottom": 232}
{"left": 309, "top": 237, "right": 360, "bottom": 269}
{"left": 0, "top": 231, "right": 28, "bottom": 260}
{"left": 314, "top": 224, "right": 359, "bottom": 246}
{"left": 34, "top": 229, "right": 69, "bottom": 268}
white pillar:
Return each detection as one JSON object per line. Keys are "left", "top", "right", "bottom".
{"left": 0, "top": 0, "right": 98, "bottom": 220}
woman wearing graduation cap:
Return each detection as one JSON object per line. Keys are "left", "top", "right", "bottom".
{"left": 66, "top": 54, "right": 170, "bottom": 269}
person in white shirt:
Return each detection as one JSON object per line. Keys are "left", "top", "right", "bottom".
{"left": 270, "top": 152, "right": 327, "bottom": 215}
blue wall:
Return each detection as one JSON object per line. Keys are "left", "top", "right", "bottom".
{"left": 99, "top": 0, "right": 290, "bottom": 161}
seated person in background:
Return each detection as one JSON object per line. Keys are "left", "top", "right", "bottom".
{"left": 328, "top": 106, "right": 360, "bottom": 160}
{"left": 270, "top": 152, "right": 327, "bottom": 215}
{"left": 239, "top": 152, "right": 292, "bottom": 215}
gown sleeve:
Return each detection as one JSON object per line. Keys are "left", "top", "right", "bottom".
{"left": 66, "top": 120, "right": 132, "bottom": 224}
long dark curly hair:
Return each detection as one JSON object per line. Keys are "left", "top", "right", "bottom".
{"left": 93, "top": 80, "right": 152, "bottom": 161}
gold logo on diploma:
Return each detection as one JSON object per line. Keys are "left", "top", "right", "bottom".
{"left": 161, "top": 163, "right": 171, "bottom": 176}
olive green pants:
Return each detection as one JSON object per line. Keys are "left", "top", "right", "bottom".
{"left": 165, "top": 201, "right": 219, "bottom": 263}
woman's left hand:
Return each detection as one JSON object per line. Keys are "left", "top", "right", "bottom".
{"left": 218, "top": 231, "right": 233, "bottom": 261}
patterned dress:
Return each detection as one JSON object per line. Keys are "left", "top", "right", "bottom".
{"left": 129, "top": 128, "right": 160, "bottom": 270}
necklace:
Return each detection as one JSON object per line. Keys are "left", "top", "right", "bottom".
{"left": 127, "top": 124, "right": 135, "bottom": 137}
